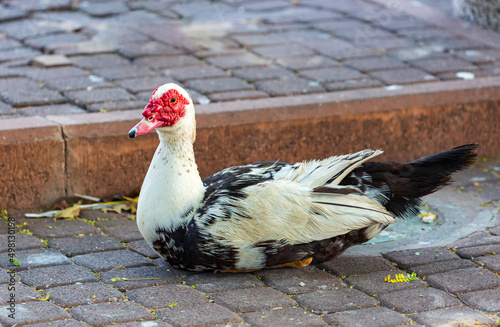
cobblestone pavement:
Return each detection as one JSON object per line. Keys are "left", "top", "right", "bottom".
{"left": 1, "top": 0, "right": 500, "bottom": 118}
{"left": 1, "top": 0, "right": 500, "bottom": 326}
{"left": 0, "top": 159, "right": 499, "bottom": 326}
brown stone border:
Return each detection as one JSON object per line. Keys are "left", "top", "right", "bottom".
{"left": 1, "top": 77, "right": 499, "bottom": 210}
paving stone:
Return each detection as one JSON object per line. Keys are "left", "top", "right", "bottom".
{"left": 26, "top": 34, "right": 88, "bottom": 51}
{"left": 23, "top": 319, "right": 89, "bottom": 327}
{"left": 231, "top": 66, "right": 296, "bottom": 82}
{"left": 31, "top": 54, "right": 72, "bottom": 68}
{"left": 388, "top": 46, "right": 447, "bottom": 62}
{"left": 426, "top": 37, "right": 486, "bottom": 51}
{"left": 5, "top": 0, "right": 73, "bottom": 11}
{"left": 344, "top": 270, "right": 427, "bottom": 295}
{"left": 47, "top": 234, "right": 124, "bottom": 256}
{"left": 256, "top": 266, "right": 345, "bottom": 295}
{"left": 317, "top": 255, "right": 396, "bottom": 277}
{"left": 325, "top": 78, "right": 382, "bottom": 91}
{"left": 476, "top": 254, "right": 500, "bottom": 273}
{"left": 359, "top": 37, "right": 414, "bottom": 51}
{"left": 369, "top": 68, "right": 436, "bottom": 84}
{"left": 135, "top": 55, "right": 201, "bottom": 70}
{"left": 18, "top": 264, "right": 97, "bottom": 289}
{"left": 324, "top": 306, "right": 410, "bottom": 327}
{"left": 115, "top": 76, "right": 173, "bottom": 94}
{"left": 127, "top": 240, "right": 159, "bottom": 258}
{"left": 72, "top": 249, "right": 152, "bottom": 272}
{"left": 87, "top": 100, "right": 146, "bottom": 113}
{"left": 23, "top": 218, "right": 99, "bottom": 239}
{"left": 0, "top": 301, "right": 71, "bottom": 325}
{"left": 70, "top": 54, "right": 130, "bottom": 69}
{"left": 252, "top": 43, "right": 315, "bottom": 58}
{"left": 398, "top": 27, "right": 457, "bottom": 41}
{"left": 0, "top": 47, "right": 41, "bottom": 63}
{"left": 21, "top": 66, "right": 88, "bottom": 80}
{"left": 425, "top": 268, "right": 500, "bottom": 295}
{"left": 276, "top": 55, "right": 339, "bottom": 71}
{"left": 119, "top": 41, "right": 183, "bottom": 59}
{"left": 0, "top": 283, "right": 41, "bottom": 304}
{"left": 165, "top": 64, "right": 227, "bottom": 81}
{"left": 255, "top": 77, "right": 325, "bottom": 96}
{"left": 412, "top": 307, "right": 496, "bottom": 326}
{"left": 343, "top": 56, "right": 406, "bottom": 72}
{"left": 46, "top": 282, "right": 126, "bottom": 307}
{"left": 195, "top": 48, "right": 248, "bottom": 59}
{"left": 206, "top": 53, "right": 266, "bottom": 69}
{"left": 103, "top": 322, "right": 173, "bottom": 327}
{"left": 208, "top": 90, "right": 269, "bottom": 102}
{"left": 157, "top": 302, "right": 243, "bottom": 326}
{"left": 294, "top": 288, "right": 378, "bottom": 314}
{"left": 181, "top": 272, "right": 263, "bottom": 293}
{"left": 243, "top": 307, "right": 326, "bottom": 327}
{"left": 449, "top": 231, "right": 500, "bottom": 249}
{"left": 411, "top": 57, "right": 478, "bottom": 74}
{"left": 306, "top": 40, "right": 376, "bottom": 61}
{"left": 0, "top": 234, "right": 44, "bottom": 252}
{"left": 231, "top": 33, "right": 288, "bottom": 47}
{"left": 68, "top": 301, "right": 155, "bottom": 326}
{"left": 0, "top": 100, "right": 16, "bottom": 115}
{"left": 65, "top": 87, "right": 135, "bottom": 107}
{"left": 0, "top": 7, "right": 28, "bottom": 23}
{"left": 456, "top": 244, "right": 500, "bottom": 258}
{"left": 94, "top": 65, "right": 155, "bottom": 80}
{"left": 488, "top": 226, "right": 500, "bottom": 236}
{"left": 299, "top": 66, "right": 366, "bottom": 83}
{"left": 18, "top": 103, "right": 86, "bottom": 117}
{"left": 0, "top": 267, "right": 20, "bottom": 284}
{"left": 377, "top": 287, "right": 461, "bottom": 314}
{"left": 54, "top": 41, "right": 118, "bottom": 56}
{"left": 408, "top": 258, "right": 477, "bottom": 277}
{"left": 455, "top": 49, "right": 500, "bottom": 64}
{"left": 99, "top": 265, "right": 180, "bottom": 291}
{"left": 78, "top": 1, "right": 129, "bottom": 17}
{"left": 374, "top": 16, "right": 431, "bottom": 31}
{"left": 0, "top": 77, "right": 65, "bottom": 107}
{"left": 43, "top": 75, "right": 113, "bottom": 92}
{"left": 212, "top": 287, "right": 296, "bottom": 313}
{"left": 185, "top": 77, "right": 253, "bottom": 94}
{"left": 127, "top": 284, "right": 208, "bottom": 309}
{"left": 382, "top": 247, "right": 459, "bottom": 269}
{"left": 79, "top": 210, "right": 131, "bottom": 221}
{"left": 0, "top": 248, "right": 71, "bottom": 270}
{"left": 95, "top": 219, "right": 143, "bottom": 242}
{"left": 0, "top": 19, "right": 65, "bottom": 40}
{"left": 458, "top": 289, "right": 500, "bottom": 312}
{"left": 102, "top": 322, "right": 176, "bottom": 327}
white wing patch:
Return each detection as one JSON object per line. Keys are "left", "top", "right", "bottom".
{"left": 205, "top": 149, "right": 395, "bottom": 248}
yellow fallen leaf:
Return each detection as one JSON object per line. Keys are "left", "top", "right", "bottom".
{"left": 55, "top": 205, "right": 81, "bottom": 219}
{"left": 102, "top": 202, "right": 131, "bottom": 214}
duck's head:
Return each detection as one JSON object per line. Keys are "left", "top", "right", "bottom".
{"left": 129, "top": 83, "right": 195, "bottom": 139}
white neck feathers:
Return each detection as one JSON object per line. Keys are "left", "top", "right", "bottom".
{"left": 136, "top": 125, "right": 204, "bottom": 244}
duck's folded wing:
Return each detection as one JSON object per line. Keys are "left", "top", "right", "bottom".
{"left": 198, "top": 149, "right": 394, "bottom": 245}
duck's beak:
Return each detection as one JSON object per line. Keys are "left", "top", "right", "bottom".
{"left": 129, "top": 118, "right": 163, "bottom": 138}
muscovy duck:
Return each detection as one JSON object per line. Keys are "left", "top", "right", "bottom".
{"left": 129, "top": 83, "right": 477, "bottom": 272}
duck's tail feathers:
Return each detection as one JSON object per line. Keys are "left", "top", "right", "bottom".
{"left": 360, "top": 144, "right": 478, "bottom": 217}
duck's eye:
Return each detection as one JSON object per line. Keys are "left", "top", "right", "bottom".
{"left": 170, "top": 97, "right": 177, "bottom": 104}
{"left": 148, "top": 116, "right": 154, "bottom": 121}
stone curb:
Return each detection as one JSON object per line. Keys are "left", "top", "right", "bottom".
{"left": 1, "top": 77, "right": 499, "bottom": 210}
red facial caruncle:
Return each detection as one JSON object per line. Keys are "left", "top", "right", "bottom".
{"left": 142, "top": 88, "right": 190, "bottom": 127}
{"left": 129, "top": 88, "right": 191, "bottom": 138}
